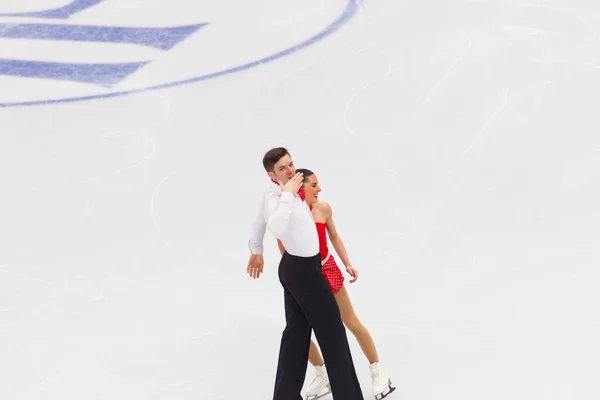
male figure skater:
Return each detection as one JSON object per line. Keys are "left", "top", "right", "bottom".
{"left": 247, "top": 147, "right": 364, "bottom": 400}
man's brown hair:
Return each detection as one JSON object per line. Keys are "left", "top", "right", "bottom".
{"left": 262, "top": 147, "right": 290, "bottom": 172}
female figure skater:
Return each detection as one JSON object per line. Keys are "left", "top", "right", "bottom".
{"left": 276, "top": 168, "right": 396, "bottom": 400}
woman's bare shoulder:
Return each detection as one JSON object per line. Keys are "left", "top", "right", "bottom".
{"left": 313, "top": 201, "right": 332, "bottom": 214}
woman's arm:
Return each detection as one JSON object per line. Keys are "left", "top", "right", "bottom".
{"left": 323, "top": 203, "right": 352, "bottom": 268}
{"left": 324, "top": 202, "right": 358, "bottom": 282}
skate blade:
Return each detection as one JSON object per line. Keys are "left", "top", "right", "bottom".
{"left": 374, "top": 379, "right": 396, "bottom": 400}
{"left": 305, "top": 387, "right": 331, "bottom": 400}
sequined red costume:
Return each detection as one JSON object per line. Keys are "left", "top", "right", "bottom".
{"left": 315, "top": 221, "right": 345, "bottom": 294}
{"left": 270, "top": 178, "right": 344, "bottom": 293}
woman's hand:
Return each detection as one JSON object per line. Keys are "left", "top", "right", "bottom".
{"left": 345, "top": 265, "right": 358, "bottom": 283}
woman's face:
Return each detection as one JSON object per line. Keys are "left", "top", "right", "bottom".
{"left": 303, "top": 174, "right": 321, "bottom": 205}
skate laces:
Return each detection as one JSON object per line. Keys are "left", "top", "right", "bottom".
{"left": 304, "top": 365, "right": 329, "bottom": 397}
{"left": 311, "top": 366, "right": 327, "bottom": 384}
{"left": 370, "top": 363, "right": 385, "bottom": 385}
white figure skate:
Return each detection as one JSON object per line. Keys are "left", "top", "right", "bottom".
{"left": 369, "top": 362, "right": 396, "bottom": 400}
{"left": 303, "top": 364, "right": 331, "bottom": 400}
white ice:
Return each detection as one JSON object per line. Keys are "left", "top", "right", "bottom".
{"left": 1, "top": 1, "right": 600, "bottom": 400}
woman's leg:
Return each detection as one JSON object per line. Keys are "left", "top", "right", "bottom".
{"left": 308, "top": 338, "right": 325, "bottom": 366}
{"left": 334, "top": 286, "right": 396, "bottom": 397}
{"left": 334, "top": 285, "right": 379, "bottom": 364}
{"left": 304, "top": 285, "right": 389, "bottom": 398}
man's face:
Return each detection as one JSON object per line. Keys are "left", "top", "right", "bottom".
{"left": 268, "top": 154, "right": 295, "bottom": 184}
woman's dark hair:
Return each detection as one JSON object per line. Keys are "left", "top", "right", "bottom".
{"left": 295, "top": 168, "right": 314, "bottom": 183}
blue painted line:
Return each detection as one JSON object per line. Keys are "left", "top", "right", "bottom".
{"left": 0, "top": 0, "right": 105, "bottom": 20}
{"left": 0, "top": 23, "right": 207, "bottom": 51}
{"left": 0, "top": 59, "right": 149, "bottom": 86}
{"left": 0, "top": 0, "right": 359, "bottom": 108}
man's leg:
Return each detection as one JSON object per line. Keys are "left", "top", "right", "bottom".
{"left": 273, "top": 258, "right": 312, "bottom": 400}
{"left": 282, "top": 253, "right": 364, "bottom": 400}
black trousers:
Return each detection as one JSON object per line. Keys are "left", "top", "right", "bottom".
{"left": 273, "top": 252, "right": 363, "bottom": 400}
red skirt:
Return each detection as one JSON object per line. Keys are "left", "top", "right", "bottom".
{"left": 321, "top": 253, "right": 344, "bottom": 294}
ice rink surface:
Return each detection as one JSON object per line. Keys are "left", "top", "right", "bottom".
{"left": 1, "top": 0, "right": 600, "bottom": 399}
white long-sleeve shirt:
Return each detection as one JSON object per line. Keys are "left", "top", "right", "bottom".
{"left": 248, "top": 183, "right": 319, "bottom": 257}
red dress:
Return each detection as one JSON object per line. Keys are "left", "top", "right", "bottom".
{"left": 315, "top": 221, "right": 345, "bottom": 294}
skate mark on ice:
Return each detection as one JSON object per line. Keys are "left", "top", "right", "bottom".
{"left": 77, "top": 93, "right": 171, "bottom": 184}
{"left": 76, "top": 131, "right": 157, "bottom": 184}
{"left": 353, "top": 0, "right": 377, "bottom": 53}
{"left": 191, "top": 331, "right": 214, "bottom": 340}
{"left": 91, "top": 291, "right": 107, "bottom": 301}
{"left": 421, "top": 34, "right": 472, "bottom": 107}
{"left": 31, "top": 276, "right": 53, "bottom": 285}
{"left": 343, "top": 81, "right": 371, "bottom": 140}
{"left": 151, "top": 175, "right": 170, "bottom": 242}
{"left": 343, "top": 64, "right": 394, "bottom": 140}
{"left": 463, "top": 88, "right": 508, "bottom": 156}
{"left": 343, "top": 66, "right": 398, "bottom": 177}
{"left": 529, "top": 58, "right": 600, "bottom": 71}
{"left": 519, "top": 2, "right": 597, "bottom": 38}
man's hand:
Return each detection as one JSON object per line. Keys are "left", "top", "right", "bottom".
{"left": 247, "top": 253, "right": 264, "bottom": 279}
{"left": 277, "top": 172, "right": 304, "bottom": 194}
{"left": 345, "top": 265, "right": 358, "bottom": 283}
